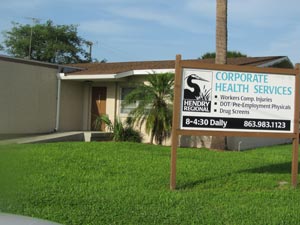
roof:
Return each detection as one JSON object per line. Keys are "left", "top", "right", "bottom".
{"left": 0, "top": 55, "right": 79, "bottom": 73}
{"left": 67, "top": 56, "right": 291, "bottom": 75}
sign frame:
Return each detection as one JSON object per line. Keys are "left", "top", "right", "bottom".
{"left": 170, "top": 54, "right": 300, "bottom": 190}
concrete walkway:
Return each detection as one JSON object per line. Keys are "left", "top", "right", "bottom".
{"left": 0, "top": 131, "right": 112, "bottom": 145}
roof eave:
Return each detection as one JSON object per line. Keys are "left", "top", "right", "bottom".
{"left": 59, "top": 73, "right": 116, "bottom": 80}
{"left": 257, "top": 56, "right": 293, "bottom": 68}
{"left": 0, "top": 54, "right": 80, "bottom": 71}
{"left": 60, "top": 68, "right": 176, "bottom": 81}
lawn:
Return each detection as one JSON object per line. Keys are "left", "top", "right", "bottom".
{"left": 0, "top": 142, "right": 300, "bottom": 224}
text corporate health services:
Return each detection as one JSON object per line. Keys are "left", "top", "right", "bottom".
{"left": 214, "top": 71, "right": 293, "bottom": 95}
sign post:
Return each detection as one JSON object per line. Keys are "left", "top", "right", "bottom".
{"left": 170, "top": 55, "right": 299, "bottom": 190}
{"left": 291, "top": 64, "right": 300, "bottom": 187}
{"left": 170, "top": 55, "right": 183, "bottom": 190}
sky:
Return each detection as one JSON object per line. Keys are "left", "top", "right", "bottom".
{"left": 1, "top": 0, "right": 300, "bottom": 64}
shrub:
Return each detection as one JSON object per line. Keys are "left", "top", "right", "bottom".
{"left": 100, "top": 115, "right": 142, "bottom": 143}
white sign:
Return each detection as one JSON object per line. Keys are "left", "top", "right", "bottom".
{"left": 180, "top": 68, "right": 295, "bottom": 133}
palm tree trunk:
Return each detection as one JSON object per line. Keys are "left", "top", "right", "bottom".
{"left": 150, "top": 123, "right": 156, "bottom": 144}
{"left": 216, "top": 0, "right": 227, "bottom": 65}
{"left": 211, "top": 0, "right": 228, "bottom": 150}
{"left": 150, "top": 132, "right": 154, "bottom": 144}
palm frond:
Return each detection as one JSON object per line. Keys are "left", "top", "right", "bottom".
{"left": 122, "top": 72, "right": 174, "bottom": 144}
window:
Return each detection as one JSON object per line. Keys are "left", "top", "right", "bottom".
{"left": 120, "top": 87, "right": 137, "bottom": 114}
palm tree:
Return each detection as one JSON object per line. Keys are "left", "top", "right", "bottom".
{"left": 216, "top": 0, "right": 227, "bottom": 64}
{"left": 123, "top": 73, "right": 174, "bottom": 145}
{"left": 212, "top": 0, "right": 228, "bottom": 149}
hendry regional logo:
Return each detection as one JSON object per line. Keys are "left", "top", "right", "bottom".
{"left": 183, "top": 73, "right": 212, "bottom": 112}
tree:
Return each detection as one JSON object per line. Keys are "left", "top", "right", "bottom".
{"left": 123, "top": 73, "right": 174, "bottom": 145}
{"left": 200, "top": 51, "right": 247, "bottom": 59}
{"left": 2, "top": 20, "right": 90, "bottom": 64}
{"left": 212, "top": 0, "right": 228, "bottom": 150}
{"left": 216, "top": 0, "right": 227, "bottom": 64}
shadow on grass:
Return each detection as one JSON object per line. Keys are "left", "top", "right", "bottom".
{"left": 176, "top": 162, "right": 295, "bottom": 190}
{"left": 177, "top": 178, "right": 213, "bottom": 190}
{"left": 240, "top": 162, "right": 292, "bottom": 174}
{"left": 177, "top": 173, "right": 232, "bottom": 190}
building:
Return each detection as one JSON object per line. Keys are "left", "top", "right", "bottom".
{"left": 0, "top": 55, "right": 294, "bottom": 149}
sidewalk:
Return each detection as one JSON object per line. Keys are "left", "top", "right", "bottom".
{"left": 0, "top": 132, "right": 85, "bottom": 145}
{"left": 0, "top": 131, "right": 113, "bottom": 145}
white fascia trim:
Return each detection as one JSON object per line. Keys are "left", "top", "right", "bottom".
{"left": 58, "top": 69, "right": 175, "bottom": 81}
{"left": 58, "top": 73, "right": 116, "bottom": 80}
{"left": 115, "top": 69, "right": 175, "bottom": 78}
{"left": 257, "top": 57, "right": 290, "bottom": 68}
{"left": 132, "top": 69, "right": 175, "bottom": 75}
{"left": 115, "top": 70, "right": 134, "bottom": 79}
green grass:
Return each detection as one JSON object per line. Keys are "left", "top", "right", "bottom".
{"left": 0, "top": 142, "right": 300, "bottom": 224}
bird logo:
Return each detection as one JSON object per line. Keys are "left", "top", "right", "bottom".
{"left": 184, "top": 74, "right": 211, "bottom": 101}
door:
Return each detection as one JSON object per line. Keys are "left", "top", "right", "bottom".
{"left": 91, "top": 87, "right": 107, "bottom": 131}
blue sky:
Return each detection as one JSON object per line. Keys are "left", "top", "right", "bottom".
{"left": 1, "top": 0, "right": 300, "bottom": 64}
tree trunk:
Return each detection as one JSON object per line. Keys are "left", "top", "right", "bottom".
{"left": 211, "top": 0, "right": 227, "bottom": 150}
{"left": 215, "top": 0, "right": 227, "bottom": 65}
{"left": 150, "top": 132, "right": 154, "bottom": 144}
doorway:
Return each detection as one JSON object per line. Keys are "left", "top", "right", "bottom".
{"left": 91, "top": 87, "right": 107, "bottom": 131}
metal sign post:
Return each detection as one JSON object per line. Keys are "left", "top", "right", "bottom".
{"left": 170, "top": 55, "right": 299, "bottom": 190}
